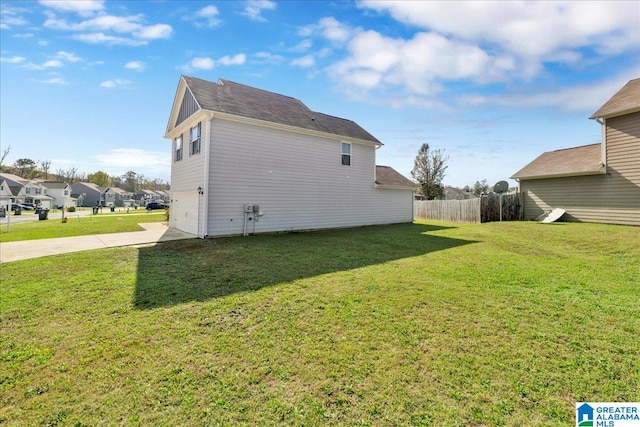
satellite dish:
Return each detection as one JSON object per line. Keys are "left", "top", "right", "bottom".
{"left": 493, "top": 180, "right": 509, "bottom": 194}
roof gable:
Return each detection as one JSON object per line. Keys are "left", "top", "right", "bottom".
{"left": 590, "top": 78, "right": 640, "bottom": 119}
{"left": 177, "top": 75, "right": 381, "bottom": 145}
{"left": 375, "top": 165, "right": 417, "bottom": 189}
{"left": 511, "top": 143, "right": 604, "bottom": 180}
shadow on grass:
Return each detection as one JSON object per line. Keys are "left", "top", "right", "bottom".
{"left": 134, "top": 222, "right": 477, "bottom": 309}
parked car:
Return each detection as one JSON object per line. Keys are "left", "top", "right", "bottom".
{"left": 146, "top": 202, "right": 169, "bottom": 210}
{"left": 21, "top": 203, "right": 37, "bottom": 210}
{"left": 11, "top": 203, "right": 33, "bottom": 211}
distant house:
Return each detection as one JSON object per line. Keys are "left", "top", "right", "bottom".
{"left": 164, "top": 75, "right": 416, "bottom": 237}
{"left": 104, "top": 187, "right": 133, "bottom": 207}
{"left": 71, "top": 182, "right": 105, "bottom": 207}
{"left": 511, "top": 78, "right": 639, "bottom": 226}
{"left": 0, "top": 178, "right": 13, "bottom": 209}
{"left": 42, "top": 181, "right": 74, "bottom": 208}
{"left": 134, "top": 189, "right": 164, "bottom": 206}
{"left": 443, "top": 186, "right": 475, "bottom": 200}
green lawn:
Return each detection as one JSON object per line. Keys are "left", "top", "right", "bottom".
{"left": 0, "top": 211, "right": 166, "bottom": 242}
{"left": 1, "top": 220, "right": 639, "bottom": 426}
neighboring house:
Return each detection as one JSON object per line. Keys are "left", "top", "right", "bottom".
{"left": 164, "top": 75, "right": 416, "bottom": 237}
{"left": 41, "top": 181, "right": 74, "bottom": 208}
{"left": 104, "top": 187, "right": 133, "bottom": 207}
{"left": 0, "top": 173, "right": 54, "bottom": 208}
{"left": 0, "top": 178, "right": 13, "bottom": 209}
{"left": 71, "top": 182, "right": 105, "bottom": 207}
{"left": 134, "top": 189, "right": 164, "bottom": 206}
{"left": 511, "top": 78, "right": 639, "bottom": 225}
{"left": 443, "top": 186, "right": 475, "bottom": 200}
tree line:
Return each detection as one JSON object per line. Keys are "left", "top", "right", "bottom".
{"left": 0, "top": 152, "right": 169, "bottom": 192}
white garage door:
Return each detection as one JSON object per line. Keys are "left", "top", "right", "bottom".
{"left": 171, "top": 191, "right": 200, "bottom": 235}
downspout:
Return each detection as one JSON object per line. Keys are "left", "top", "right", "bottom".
{"left": 201, "top": 113, "right": 214, "bottom": 238}
{"left": 594, "top": 117, "right": 607, "bottom": 169}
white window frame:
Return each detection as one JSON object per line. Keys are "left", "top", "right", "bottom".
{"left": 175, "top": 135, "right": 183, "bottom": 162}
{"left": 190, "top": 122, "right": 201, "bottom": 155}
{"left": 341, "top": 142, "right": 351, "bottom": 166}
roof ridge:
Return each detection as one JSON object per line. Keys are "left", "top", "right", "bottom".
{"left": 551, "top": 143, "right": 600, "bottom": 152}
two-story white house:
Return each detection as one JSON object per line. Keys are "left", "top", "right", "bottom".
{"left": 164, "top": 76, "right": 416, "bottom": 237}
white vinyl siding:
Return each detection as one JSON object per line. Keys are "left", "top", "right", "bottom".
{"left": 205, "top": 118, "right": 411, "bottom": 236}
{"left": 170, "top": 128, "right": 206, "bottom": 193}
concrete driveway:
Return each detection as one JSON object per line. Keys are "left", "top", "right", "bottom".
{"left": 0, "top": 223, "right": 196, "bottom": 263}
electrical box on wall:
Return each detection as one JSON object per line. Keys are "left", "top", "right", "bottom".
{"left": 245, "top": 204, "right": 253, "bottom": 213}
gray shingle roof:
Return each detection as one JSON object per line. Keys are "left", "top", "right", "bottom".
{"left": 590, "top": 78, "right": 640, "bottom": 119}
{"left": 182, "top": 75, "right": 382, "bottom": 144}
{"left": 511, "top": 143, "right": 604, "bottom": 180}
{"left": 375, "top": 165, "right": 417, "bottom": 188}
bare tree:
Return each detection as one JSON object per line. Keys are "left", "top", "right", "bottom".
{"left": 39, "top": 160, "right": 52, "bottom": 180}
{"left": 0, "top": 145, "right": 11, "bottom": 165}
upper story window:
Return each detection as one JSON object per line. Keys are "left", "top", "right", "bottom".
{"left": 35, "top": 187, "right": 42, "bottom": 195}
{"left": 175, "top": 135, "right": 183, "bottom": 162}
{"left": 26, "top": 187, "right": 32, "bottom": 194}
{"left": 190, "top": 122, "right": 201, "bottom": 155}
{"left": 341, "top": 142, "right": 351, "bottom": 166}
{"left": 64, "top": 189, "right": 69, "bottom": 196}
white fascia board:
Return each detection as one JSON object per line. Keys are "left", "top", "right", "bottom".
{"left": 164, "top": 109, "right": 210, "bottom": 140}
{"left": 515, "top": 167, "right": 607, "bottom": 181}
{"left": 208, "top": 110, "right": 382, "bottom": 148}
{"left": 374, "top": 183, "right": 418, "bottom": 191}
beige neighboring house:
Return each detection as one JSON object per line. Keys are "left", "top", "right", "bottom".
{"left": 511, "top": 78, "right": 640, "bottom": 226}
{"left": 165, "top": 75, "right": 416, "bottom": 237}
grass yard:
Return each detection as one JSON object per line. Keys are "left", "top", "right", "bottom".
{"left": 1, "top": 220, "right": 639, "bottom": 426}
{"left": 0, "top": 211, "right": 166, "bottom": 242}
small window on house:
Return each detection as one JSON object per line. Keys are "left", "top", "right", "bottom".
{"left": 190, "top": 122, "right": 201, "bottom": 155}
{"left": 341, "top": 142, "right": 351, "bottom": 166}
{"left": 26, "top": 187, "right": 32, "bottom": 194}
{"left": 36, "top": 187, "right": 42, "bottom": 195}
{"left": 175, "top": 135, "right": 183, "bottom": 161}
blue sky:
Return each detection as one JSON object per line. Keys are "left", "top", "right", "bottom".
{"left": 1, "top": 0, "right": 639, "bottom": 188}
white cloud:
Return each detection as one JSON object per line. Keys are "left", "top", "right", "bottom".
{"left": 218, "top": 53, "right": 246, "bottom": 66}
{"left": 328, "top": 29, "right": 514, "bottom": 97}
{"left": 13, "top": 33, "right": 34, "bottom": 38}
{"left": 291, "top": 55, "right": 315, "bottom": 68}
{"left": 94, "top": 149, "right": 170, "bottom": 176}
{"left": 125, "top": 60, "right": 145, "bottom": 72}
{"left": 55, "top": 51, "right": 81, "bottom": 62}
{"left": 38, "top": 0, "right": 105, "bottom": 17}
{"left": 195, "top": 5, "right": 221, "bottom": 28}
{"left": 134, "top": 24, "right": 172, "bottom": 40}
{"left": 301, "top": 17, "right": 353, "bottom": 44}
{"left": 38, "top": 77, "right": 68, "bottom": 85}
{"left": 43, "top": 59, "right": 64, "bottom": 68}
{"left": 242, "top": 0, "right": 276, "bottom": 22}
{"left": 190, "top": 57, "right": 215, "bottom": 70}
{"left": 42, "top": 8, "right": 172, "bottom": 46}
{"left": 0, "top": 56, "right": 26, "bottom": 64}
{"left": 459, "top": 69, "right": 640, "bottom": 113}
{"left": 358, "top": 1, "right": 640, "bottom": 63}
{"left": 100, "top": 79, "right": 131, "bottom": 88}
{"left": 0, "top": 4, "right": 29, "bottom": 29}
{"left": 72, "top": 32, "right": 147, "bottom": 46}
{"left": 254, "top": 52, "right": 284, "bottom": 64}
{"left": 181, "top": 53, "right": 247, "bottom": 72}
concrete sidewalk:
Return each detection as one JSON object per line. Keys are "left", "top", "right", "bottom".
{"left": 0, "top": 223, "right": 196, "bottom": 263}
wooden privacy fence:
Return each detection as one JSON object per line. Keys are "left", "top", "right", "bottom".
{"left": 414, "top": 193, "right": 524, "bottom": 223}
